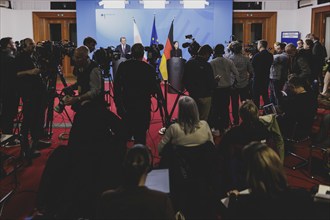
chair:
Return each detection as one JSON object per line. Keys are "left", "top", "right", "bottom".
{"left": 308, "top": 114, "right": 330, "bottom": 178}
{"left": 284, "top": 121, "right": 313, "bottom": 170}
{"left": 159, "top": 141, "right": 221, "bottom": 219}
{"left": 308, "top": 144, "right": 329, "bottom": 178}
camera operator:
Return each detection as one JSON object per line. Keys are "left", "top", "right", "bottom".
{"left": 16, "top": 38, "right": 49, "bottom": 159}
{"left": 64, "top": 46, "right": 123, "bottom": 148}
{"left": 83, "top": 36, "right": 97, "bottom": 54}
{"left": 116, "top": 37, "right": 131, "bottom": 58}
{"left": 114, "top": 43, "right": 158, "bottom": 144}
{"left": 0, "top": 37, "right": 19, "bottom": 135}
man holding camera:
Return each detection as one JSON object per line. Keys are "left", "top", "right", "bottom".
{"left": 0, "top": 37, "right": 19, "bottom": 135}
{"left": 16, "top": 38, "right": 49, "bottom": 160}
{"left": 64, "top": 46, "right": 110, "bottom": 147}
{"left": 114, "top": 43, "right": 158, "bottom": 144}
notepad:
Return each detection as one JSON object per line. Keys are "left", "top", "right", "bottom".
{"left": 315, "top": 184, "right": 330, "bottom": 202}
{"left": 0, "top": 134, "right": 13, "bottom": 146}
{"left": 145, "top": 169, "right": 170, "bottom": 194}
{"left": 221, "top": 189, "right": 250, "bottom": 208}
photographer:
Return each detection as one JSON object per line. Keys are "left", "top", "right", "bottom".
{"left": 114, "top": 43, "right": 158, "bottom": 144}
{"left": 0, "top": 37, "right": 19, "bottom": 134}
{"left": 16, "top": 38, "right": 49, "bottom": 159}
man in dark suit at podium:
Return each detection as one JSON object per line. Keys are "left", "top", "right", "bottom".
{"left": 116, "top": 37, "right": 131, "bottom": 58}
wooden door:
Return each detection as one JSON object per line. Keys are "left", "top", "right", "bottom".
{"left": 33, "top": 12, "right": 77, "bottom": 78}
{"left": 233, "top": 12, "right": 277, "bottom": 54}
{"left": 312, "top": 5, "right": 330, "bottom": 54}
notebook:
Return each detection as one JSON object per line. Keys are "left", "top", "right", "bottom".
{"left": 145, "top": 169, "right": 170, "bottom": 194}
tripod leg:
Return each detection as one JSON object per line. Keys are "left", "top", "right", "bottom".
{"left": 63, "top": 107, "right": 73, "bottom": 124}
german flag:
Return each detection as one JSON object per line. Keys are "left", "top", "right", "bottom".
{"left": 159, "top": 20, "right": 173, "bottom": 81}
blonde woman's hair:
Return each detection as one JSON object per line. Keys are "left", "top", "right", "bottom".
{"left": 178, "top": 96, "right": 200, "bottom": 134}
{"left": 242, "top": 142, "right": 287, "bottom": 197}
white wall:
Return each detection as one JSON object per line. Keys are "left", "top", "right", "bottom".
{"left": 295, "top": 6, "right": 313, "bottom": 40}
{"left": 276, "top": 10, "right": 299, "bottom": 42}
{"left": 325, "top": 16, "right": 330, "bottom": 58}
{"left": 276, "top": 7, "right": 312, "bottom": 42}
{"left": 0, "top": 8, "right": 33, "bottom": 41}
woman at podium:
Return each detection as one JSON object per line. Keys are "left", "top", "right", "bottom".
{"left": 170, "top": 41, "right": 182, "bottom": 58}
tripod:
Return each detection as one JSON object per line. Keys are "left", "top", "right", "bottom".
{"left": 101, "top": 65, "right": 114, "bottom": 110}
{"left": 157, "top": 80, "right": 185, "bottom": 134}
{"left": 44, "top": 65, "right": 73, "bottom": 139}
{"left": 0, "top": 135, "right": 22, "bottom": 217}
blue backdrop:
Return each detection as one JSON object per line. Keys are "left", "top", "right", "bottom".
{"left": 76, "top": 0, "right": 233, "bottom": 60}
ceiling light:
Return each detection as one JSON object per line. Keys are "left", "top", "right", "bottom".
{"left": 140, "top": 0, "right": 169, "bottom": 9}
{"left": 180, "top": 0, "right": 209, "bottom": 9}
{"left": 99, "top": 0, "right": 129, "bottom": 9}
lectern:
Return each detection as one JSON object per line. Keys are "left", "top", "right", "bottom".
{"left": 167, "top": 57, "right": 186, "bottom": 94}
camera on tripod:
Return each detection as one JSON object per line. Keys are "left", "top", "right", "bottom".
{"left": 144, "top": 44, "right": 164, "bottom": 64}
{"left": 182, "top": 34, "right": 200, "bottom": 57}
{"left": 35, "top": 40, "right": 75, "bottom": 67}
{"left": 244, "top": 42, "right": 258, "bottom": 56}
{"left": 93, "top": 46, "right": 121, "bottom": 77}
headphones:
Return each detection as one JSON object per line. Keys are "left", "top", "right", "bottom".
{"left": 126, "top": 144, "right": 153, "bottom": 173}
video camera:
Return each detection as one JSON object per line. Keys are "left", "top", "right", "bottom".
{"left": 93, "top": 46, "right": 121, "bottom": 77}
{"left": 244, "top": 42, "right": 258, "bottom": 57}
{"left": 182, "top": 34, "right": 200, "bottom": 57}
{"left": 35, "top": 40, "right": 76, "bottom": 70}
{"left": 145, "top": 44, "right": 164, "bottom": 64}
{"left": 54, "top": 86, "right": 76, "bottom": 113}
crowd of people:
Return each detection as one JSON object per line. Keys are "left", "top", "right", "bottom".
{"left": 0, "top": 32, "right": 329, "bottom": 219}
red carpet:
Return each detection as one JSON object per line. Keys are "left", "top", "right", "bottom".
{"left": 0, "top": 82, "right": 329, "bottom": 219}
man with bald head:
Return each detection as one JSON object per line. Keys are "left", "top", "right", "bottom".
{"left": 64, "top": 46, "right": 108, "bottom": 147}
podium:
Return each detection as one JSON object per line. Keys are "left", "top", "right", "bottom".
{"left": 167, "top": 57, "right": 186, "bottom": 94}
{"left": 112, "top": 57, "right": 127, "bottom": 80}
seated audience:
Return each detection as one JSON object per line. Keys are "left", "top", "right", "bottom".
{"left": 225, "top": 142, "right": 315, "bottom": 220}
{"left": 158, "top": 96, "right": 222, "bottom": 219}
{"left": 313, "top": 113, "right": 330, "bottom": 148}
{"left": 277, "top": 76, "right": 318, "bottom": 139}
{"left": 219, "top": 100, "right": 284, "bottom": 191}
{"left": 158, "top": 96, "right": 214, "bottom": 155}
{"left": 98, "top": 144, "right": 175, "bottom": 220}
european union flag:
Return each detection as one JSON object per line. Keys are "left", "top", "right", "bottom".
{"left": 150, "top": 16, "right": 159, "bottom": 46}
